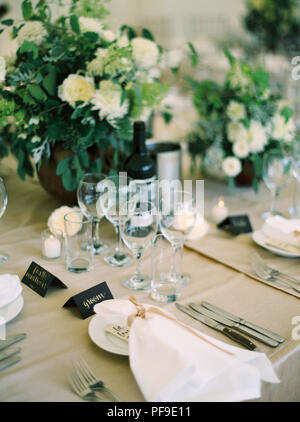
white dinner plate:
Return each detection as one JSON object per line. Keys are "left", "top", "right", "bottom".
{"left": 252, "top": 230, "right": 300, "bottom": 258}
{"left": 88, "top": 313, "right": 129, "bottom": 356}
{"left": 0, "top": 295, "right": 24, "bottom": 324}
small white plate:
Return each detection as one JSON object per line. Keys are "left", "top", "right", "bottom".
{"left": 0, "top": 295, "right": 24, "bottom": 324}
{"left": 88, "top": 314, "right": 129, "bottom": 356}
{"left": 252, "top": 230, "right": 300, "bottom": 258}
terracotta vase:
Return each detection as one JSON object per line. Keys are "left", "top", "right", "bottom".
{"left": 37, "top": 143, "right": 115, "bottom": 205}
{"left": 235, "top": 161, "right": 255, "bottom": 187}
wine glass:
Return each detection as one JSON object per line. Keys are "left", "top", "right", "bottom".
{"left": 289, "top": 142, "right": 300, "bottom": 217}
{"left": 262, "top": 151, "right": 292, "bottom": 219}
{"left": 120, "top": 201, "right": 158, "bottom": 290}
{"left": 98, "top": 174, "right": 134, "bottom": 268}
{"left": 0, "top": 177, "right": 9, "bottom": 264}
{"left": 77, "top": 173, "right": 111, "bottom": 255}
{"left": 159, "top": 190, "right": 197, "bottom": 286}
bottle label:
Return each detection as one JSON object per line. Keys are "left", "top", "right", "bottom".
{"left": 130, "top": 177, "right": 157, "bottom": 204}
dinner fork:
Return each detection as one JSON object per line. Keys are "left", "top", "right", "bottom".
{"left": 74, "top": 358, "right": 121, "bottom": 402}
{"left": 252, "top": 254, "right": 300, "bottom": 293}
{"left": 253, "top": 254, "right": 300, "bottom": 285}
{"left": 68, "top": 370, "right": 103, "bottom": 402}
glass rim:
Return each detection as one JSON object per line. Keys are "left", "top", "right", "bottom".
{"left": 79, "top": 172, "right": 107, "bottom": 184}
{"left": 63, "top": 210, "right": 92, "bottom": 223}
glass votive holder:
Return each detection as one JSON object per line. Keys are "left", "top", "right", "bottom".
{"left": 150, "top": 234, "right": 181, "bottom": 303}
{"left": 41, "top": 228, "right": 63, "bottom": 260}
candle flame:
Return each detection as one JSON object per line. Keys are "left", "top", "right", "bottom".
{"left": 218, "top": 198, "right": 225, "bottom": 208}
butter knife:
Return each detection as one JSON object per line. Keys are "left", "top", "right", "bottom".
{"left": 189, "top": 303, "right": 279, "bottom": 348}
{"left": 0, "top": 333, "right": 26, "bottom": 351}
{"left": 201, "top": 301, "right": 285, "bottom": 344}
{"left": 0, "top": 355, "right": 21, "bottom": 372}
{"left": 176, "top": 303, "right": 260, "bottom": 351}
{"left": 0, "top": 347, "right": 21, "bottom": 361}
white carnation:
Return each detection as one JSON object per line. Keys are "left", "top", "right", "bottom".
{"left": 272, "top": 113, "right": 295, "bottom": 142}
{"left": 0, "top": 56, "right": 5, "bottom": 81}
{"left": 227, "top": 101, "right": 246, "bottom": 121}
{"left": 222, "top": 156, "right": 242, "bottom": 178}
{"left": 48, "top": 206, "right": 81, "bottom": 237}
{"left": 247, "top": 120, "right": 268, "bottom": 153}
{"left": 91, "top": 80, "right": 128, "bottom": 123}
{"left": 78, "top": 17, "right": 103, "bottom": 35}
{"left": 58, "top": 74, "right": 95, "bottom": 108}
{"left": 233, "top": 139, "right": 249, "bottom": 158}
{"left": 227, "top": 121, "right": 248, "bottom": 143}
{"left": 17, "top": 21, "right": 47, "bottom": 46}
{"left": 131, "top": 37, "right": 159, "bottom": 69}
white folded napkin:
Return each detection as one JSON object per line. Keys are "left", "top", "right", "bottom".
{"left": 94, "top": 299, "right": 279, "bottom": 402}
{"left": 0, "top": 274, "right": 22, "bottom": 309}
{"left": 262, "top": 216, "right": 300, "bottom": 247}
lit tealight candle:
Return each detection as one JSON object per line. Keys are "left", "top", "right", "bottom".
{"left": 41, "top": 229, "right": 62, "bottom": 260}
{"left": 211, "top": 197, "right": 228, "bottom": 224}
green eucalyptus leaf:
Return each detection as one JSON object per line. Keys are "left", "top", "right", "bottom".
{"left": 1, "top": 19, "right": 14, "bottom": 26}
{"left": 56, "top": 157, "right": 71, "bottom": 176}
{"left": 42, "top": 67, "right": 56, "bottom": 96}
{"left": 28, "top": 84, "right": 48, "bottom": 102}
{"left": 19, "top": 40, "right": 39, "bottom": 59}
{"left": 142, "top": 28, "right": 155, "bottom": 41}
{"left": 70, "top": 14, "right": 80, "bottom": 34}
{"left": 21, "top": 0, "right": 33, "bottom": 21}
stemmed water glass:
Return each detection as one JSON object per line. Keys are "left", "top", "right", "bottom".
{"left": 0, "top": 177, "right": 9, "bottom": 264}
{"left": 289, "top": 142, "right": 300, "bottom": 217}
{"left": 77, "top": 173, "right": 111, "bottom": 255}
{"left": 262, "top": 150, "right": 292, "bottom": 219}
{"left": 159, "top": 190, "right": 197, "bottom": 286}
{"left": 120, "top": 201, "right": 158, "bottom": 290}
{"left": 98, "top": 174, "right": 134, "bottom": 268}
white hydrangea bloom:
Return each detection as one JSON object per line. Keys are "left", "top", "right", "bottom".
{"left": 58, "top": 74, "right": 95, "bottom": 108}
{"left": 101, "top": 29, "right": 117, "bottom": 43}
{"left": 78, "top": 17, "right": 103, "bottom": 36}
{"left": 222, "top": 156, "right": 242, "bottom": 178}
{"left": 272, "top": 113, "right": 295, "bottom": 142}
{"left": 131, "top": 37, "right": 159, "bottom": 69}
{"left": 227, "top": 62, "right": 250, "bottom": 91}
{"left": 91, "top": 80, "right": 128, "bottom": 123}
{"left": 86, "top": 57, "right": 105, "bottom": 76}
{"left": 246, "top": 120, "right": 268, "bottom": 153}
{"left": 16, "top": 21, "right": 47, "bottom": 46}
{"left": 227, "top": 101, "right": 246, "bottom": 121}
{"left": 227, "top": 121, "right": 248, "bottom": 143}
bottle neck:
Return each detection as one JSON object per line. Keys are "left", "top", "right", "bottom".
{"left": 133, "top": 124, "right": 146, "bottom": 154}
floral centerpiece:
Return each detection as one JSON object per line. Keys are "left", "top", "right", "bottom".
{"left": 0, "top": 0, "right": 173, "bottom": 201}
{"left": 187, "top": 50, "right": 296, "bottom": 192}
{"left": 244, "top": 0, "right": 300, "bottom": 54}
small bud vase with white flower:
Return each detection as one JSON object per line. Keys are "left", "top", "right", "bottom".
{"left": 187, "top": 50, "right": 296, "bottom": 192}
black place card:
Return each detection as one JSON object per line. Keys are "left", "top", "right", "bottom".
{"left": 63, "top": 282, "right": 114, "bottom": 319}
{"left": 217, "top": 215, "right": 253, "bottom": 235}
{"left": 21, "top": 261, "right": 67, "bottom": 297}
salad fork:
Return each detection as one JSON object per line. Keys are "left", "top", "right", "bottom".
{"left": 74, "top": 358, "right": 121, "bottom": 402}
{"left": 68, "top": 370, "right": 103, "bottom": 402}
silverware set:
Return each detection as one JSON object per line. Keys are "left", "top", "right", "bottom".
{"left": 0, "top": 333, "right": 26, "bottom": 372}
{"left": 252, "top": 253, "right": 300, "bottom": 294}
{"left": 176, "top": 301, "right": 285, "bottom": 351}
{"left": 69, "top": 358, "right": 121, "bottom": 402}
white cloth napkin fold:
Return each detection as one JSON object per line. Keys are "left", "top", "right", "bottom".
{"left": 262, "top": 216, "right": 300, "bottom": 247}
{"left": 0, "top": 274, "right": 22, "bottom": 309}
{"left": 94, "top": 299, "right": 279, "bottom": 402}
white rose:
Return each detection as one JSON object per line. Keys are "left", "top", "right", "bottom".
{"left": 233, "top": 139, "right": 249, "bottom": 158}
{"left": 17, "top": 21, "right": 47, "bottom": 46}
{"left": 78, "top": 17, "right": 103, "bottom": 36}
{"left": 247, "top": 120, "right": 268, "bottom": 153}
{"left": 0, "top": 56, "right": 6, "bottom": 81}
{"left": 58, "top": 74, "right": 95, "bottom": 108}
{"left": 166, "top": 49, "right": 183, "bottom": 69}
{"left": 101, "top": 29, "right": 117, "bottom": 43}
{"left": 222, "top": 156, "right": 242, "bottom": 178}
{"left": 227, "top": 121, "right": 248, "bottom": 143}
{"left": 91, "top": 80, "right": 128, "bottom": 122}
{"left": 131, "top": 37, "right": 159, "bottom": 69}
{"left": 47, "top": 206, "right": 81, "bottom": 237}
{"left": 272, "top": 113, "right": 295, "bottom": 142}
{"left": 227, "top": 101, "right": 246, "bottom": 121}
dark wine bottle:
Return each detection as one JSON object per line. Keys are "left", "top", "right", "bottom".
{"left": 124, "top": 121, "right": 157, "bottom": 204}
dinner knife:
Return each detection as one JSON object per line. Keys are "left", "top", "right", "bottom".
{"left": 0, "top": 347, "right": 21, "bottom": 362}
{"left": 201, "top": 301, "right": 285, "bottom": 344}
{"left": 0, "top": 333, "right": 26, "bottom": 351}
{"left": 0, "top": 355, "right": 21, "bottom": 372}
{"left": 176, "top": 303, "right": 260, "bottom": 351}
{"left": 189, "top": 303, "right": 279, "bottom": 348}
